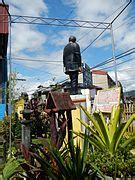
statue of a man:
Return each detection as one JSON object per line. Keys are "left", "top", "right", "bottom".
{"left": 63, "top": 36, "right": 82, "bottom": 95}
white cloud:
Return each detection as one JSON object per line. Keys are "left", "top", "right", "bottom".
{"left": 108, "top": 58, "right": 135, "bottom": 91}
{"left": 3, "top": 0, "right": 49, "bottom": 57}
{"left": 1, "top": 0, "right": 134, "bottom": 92}
{"left": 50, "top": 0, "right": 133, "bottom": 51}
{"left": 11, "top": 24, "right": 47, "bottom": 55}
{"left": 15, "top": 71, "right": 65, "bottom": 96}
{"left": 117, "top": 29, "right": 135, "bottom": 50}
{"left": 6, "top": 0, "right": 48, "bottom": 16}
{"left": 75, "top": 0, "right": 125, "bottom": 21}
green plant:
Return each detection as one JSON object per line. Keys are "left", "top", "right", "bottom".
{"left": 11, "top": 113, "right": 21, "bottom": 139}
{"left": 3, "top": 157, "right": 25, "bottom": 179}
{"left": 2, "top": 132, "right": 103, "bottom": 180}
{"left": 30, "top": 131, "right": 102, "bottom": 180}
{"left": 88, "top": 139, "right": 135, "bottom": 178}
{"left": 77, "top": 105, "right": 135, "bottom": 156}
{"left": 75, "top": 105, "right": 135, "bottom": 179}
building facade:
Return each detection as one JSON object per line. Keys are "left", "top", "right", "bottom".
{"left": 91, "top": 69, "right": 115, "bottom": 89}
{"left": 0, "top": 4, "right": 8, "bottom": 104}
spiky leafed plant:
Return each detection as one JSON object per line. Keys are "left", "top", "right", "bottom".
{"left": 76, "top": 105, "right": 135, "bottom": 156}
{"left": 3, "top": 132, "right": 103, "bottom": 180}
{"left": 31, "top": 131, "right": 102, "bottom": 180}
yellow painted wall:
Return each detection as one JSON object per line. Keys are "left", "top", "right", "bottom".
{"left": 72, "top": 106, "right": 81, "bottom": 133}
{"left": 15, "top": 98, "right": 24, "bottom": 119}
{"left": 71, "top": 103, "right": 86, "bottom": 147}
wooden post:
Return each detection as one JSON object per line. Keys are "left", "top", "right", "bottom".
{"left": 66, "top": 110, "right": 73, "bottom": 143}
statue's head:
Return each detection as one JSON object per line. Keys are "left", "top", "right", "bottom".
{"left": 69, "top": 36, "right": 76, "bottom": 42}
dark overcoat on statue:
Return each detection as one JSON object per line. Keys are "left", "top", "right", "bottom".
{"left": 63, "top": 42, "right": 81, "bottom": 74}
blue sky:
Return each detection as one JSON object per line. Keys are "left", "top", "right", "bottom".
{"left": 1, "top": 0, "right": 135, "bottom": 94}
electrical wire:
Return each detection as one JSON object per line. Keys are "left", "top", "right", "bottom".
{"left": 77, "top": 1, "right": 128, "bottom": 42}
{"left": 114, "top": 16, "right": 135, "bottom": 31}
{"left": 12, "top": 62, "right": 60, "bottom": 76}
{"left": 3, "top": 0, "right": 135, "bottom": 91}
{"left": 80, "top": 0, "right": 132, "bottom": 54}
{"left": 91, "top": 78, "right": 135, "bottom": 85}
{"left": 81, "top": 25, "right": 110, "bottom": 53}
{"left": 45, "top": 0, "right": 81, "bottom": 36}
{"left": 111, "top": 0, "right": 132, "bottom": 24}
{"left": 11, "top": 57, "right": 62, "bottom": 64}
{"left": 99, "top": 57, "right": 135, "bottom": 71}
{"left": 117, "top": 67, "right": 135, "bottom": 72}
{"left": 56, "top": 49, "right": 135, "bottom": 85}
{"left": 13, "top": 53, "right": 135, "bottom": 83}
{"left": 90, "top": 48, "right": 135, "bottom": 70}
{"left": 2, "top": 0, "right": 11, "bottom": 18}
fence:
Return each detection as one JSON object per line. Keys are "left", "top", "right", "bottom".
{"left": 122, "top": 103, "right": 135, "bottom": 133}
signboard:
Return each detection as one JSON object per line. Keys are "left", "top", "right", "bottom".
{"left": 78, "top": 63, "right": 92, "bottom": 87}
{"left": 83, "top": 63, "right": 92, "bottom": 87}
{"left": 0, "top": 104, "right": 6, "bottom": 120}
{"left": 93, "top": 87, "right": 121, "bottom": 113}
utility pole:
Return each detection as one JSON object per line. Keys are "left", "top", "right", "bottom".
{"left": 110, "top": 23, "right": 118, "bottom": 87}
{"left": 110, "top": 0, "right": 132, "bottom": 87}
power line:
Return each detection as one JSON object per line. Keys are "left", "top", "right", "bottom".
{"left": 55, "top": 49, "right": 135, "bottom": 85}
{"left": 77, "top": 1, "right": 128, "bottom": 42}
{"left": 12, "top": 62, "right": 60, "bottom": 76}
{"left": 90, "top": 48, "right": 135, "bottom": 70}
{"left": 117, "top": 67, "right": 135, "bottom": 72}
{"left": 81, "top": 25, "right": 110, "bottom": 53}
{"left": 92, "top": 78, "right": 135, "bottom": 85}
{"left": 80, "top": 0, "right": 132, "bottom": 54}
{"left": 114, "top": 16, "right": 135, "bottom": 31}
{"left": 2, "top": 0, "right": 11, "bottom": 18}
{"left": 11, "top": 57, "right": 62, "bottom": 64}
{"left": 111, "top": 0, "right": 132, "bottom": 24}
{"left": 3, "top": 0, "right": 134, "bottom": 90}
{"left": 100, "top": 57, "right": 135, "bottom": 71}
